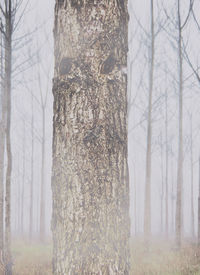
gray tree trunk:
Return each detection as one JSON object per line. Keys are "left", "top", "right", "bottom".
{"left": 144, "top": 0, "right": 155, "bottom": 242}
{"left": 175, "top": 0, "right": 183, "bottom": 249}
{"left": 198, "top": 157, "right": 200, "bottom": 246}
{"left": 4, "top": 0, "right": 13, "bottom": 273}
{"left": 0, "top": 26, "right": 5, "bottom": 258}
{"left": 52, "top": 1, "right": 130, "bottom": 274}
{"left": 165, "top": 91, "right": 168, "bottom": 238}
{"left": 160, "top": 134, "right": 164, "bottom": 233}
{"left": 40, "top": 107, "right": 46, "bottom": 241}
{"left": 29, "top": 91, "right": 34, "bottom": 240}
{"left": 190, "top": 116, "right": 194, "bottom": 238}
{"left": 21, "top": 119, "right": 25, "bottom": 236}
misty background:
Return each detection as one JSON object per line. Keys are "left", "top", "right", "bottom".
{"left": 6, "top": 0, "right": 200, "bottom": 241}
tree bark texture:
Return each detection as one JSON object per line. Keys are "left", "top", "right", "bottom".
{"left": 52, "top": 1, "right": 130, "bottom": 274}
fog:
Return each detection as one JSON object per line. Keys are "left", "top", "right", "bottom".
{"left": 8, "top": 0, "right": 200, "bottom": 243}
{"left": 1, "top": 0, "right": 200, "bottom": 274}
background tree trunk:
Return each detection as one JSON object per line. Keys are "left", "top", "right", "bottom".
{"left": 0, "top": 25, "right": 5, "bottom": 258}
{"left": 40, "top": 107, "right": 46, "bottom": 241}
{"left": 52, "top": 1, "right": 130, "bottom": 274}
{"left": 165, "top": 91, "right": 168, "bottom": 238}
{"left": 21, "top": 119, "right": 25, "bottom": 236}
{"left": 29, "top": 91, "right": 34, "bottom": 240}
{"left": 190, "top": 115, "right": 194, "bottom": 238}
{"left": 175, "top": 0, "right": 183, "bottom": 249}
{"left": 144, "top": 0, "right": 155, "bottom": 242}
{"left": 198, "top": 157, "right": 200, "bottom": 246}
{"left": 4, "top": 0, "right": 13, "bottom": 272}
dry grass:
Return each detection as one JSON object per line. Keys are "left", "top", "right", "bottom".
{"left": 10, "top": 237, "right": 200, "bottom": 275}
{"left": 130, "top": 237, "right": 200, "bottom": 275}
{"left": 12, "top": 240, "right": 52, "bottom": 275}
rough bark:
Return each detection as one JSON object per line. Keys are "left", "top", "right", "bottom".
{"left": 144, "top": 0, "right": 155, "bottom": 242}
{"left": 52, "top": 1, "right": 130, "bottom": 274}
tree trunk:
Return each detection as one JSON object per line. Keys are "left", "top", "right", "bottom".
{"left": 160, "top": 134, "right": 164, "bottom": 234}
{"left": 0, "top": 26, "right": 5, "bottom": 258}
{"left": 52, "top": 1, "right": 130, "bottom": 274}
{"left": 190, "top": 116, "right": 194, "bottom": 238}
{"left": 165, "top": 91, "right": 168, "bottom": 238}
{"left": 4, "top": 0, "right": 13, "bottom": 273}
{"left": 144, "top": 0, "right": 155, "bottom": 242}
{"left": 21, "top": 119, "right": 25, "bottom": 236}
{"left": 171, "top": 160, "right": 175, "bottom": 235}
{"left": 198, "top": 157, "right": 200, "bottom": 246}
{"left": 40, "top": 107, "right": 46, "bottom": 241}
{"left": 175, "top": 0, "right": 183, "bottom": 249}
{"left": 29, "top": 91, "right": 34, "bottom": 240}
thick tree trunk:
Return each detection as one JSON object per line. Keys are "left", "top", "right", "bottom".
{"left": 52, "top": 1, "right": 130, "bottom": 274}
{"left": 175, "top": 0, "right": 183, "bottom": 249}
{"left": 144, "top": 0, "right": 155, "bottom": 242}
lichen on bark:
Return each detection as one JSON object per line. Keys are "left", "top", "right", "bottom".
{"left": 52, "top": 1, "right": 130, "bottom": 274}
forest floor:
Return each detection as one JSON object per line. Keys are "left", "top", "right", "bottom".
{"left": 10, "top": 237, "right": 200, "bottom": 275}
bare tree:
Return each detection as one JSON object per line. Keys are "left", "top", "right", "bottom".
{"left": 198, "top": 157, "right": 200, "bottom": 246}
{"left": 189, "top": 113, "right": 195, "bottom": 238}
{"left": 175, "top": 0, "right": 193, "bottom": 249}
{"left": 144, "top": 0, "right": 155, "bottom": 243}
{"left": 0, "top": 18, "right": 5, "bottom": 258}
{"left": 165, "top": 90, "right": 169, "bottom": 237}
{"left": 29, "top": 90, "right": 34, "bottom": 240}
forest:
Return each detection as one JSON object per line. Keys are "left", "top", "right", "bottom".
{"left": 0, "top": 0, "right": 200, "bottom": 274}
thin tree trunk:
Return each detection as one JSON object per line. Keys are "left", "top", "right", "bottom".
{"left": 29, "top": 91, "right": 34, "bottom": 240}
{"left": 171, "top": 160, "right": 175, "bottom": 235}
{"left": 40, "top": 107, "right": 45, "bottom": 241}
{"left": 4, "top": 0, "right": 13, "bottom": 273}
{"left": 52, "top": 1, "right": 130, "bottom": 273}
{"left": 175, "top": 0, "right": 183, "bottom": 249}
{"left": 198, "top": 157, "right": 200, "bottom": 246}
{"left": 17, "top": 155, "right": 20, "bottom": 235}
{"left": 144, "top": 0, "right": 155, "bottom": 242}
{"left": 165, "top": 91, "right": 169, "bottom": 238}
{"left": 160, "top": 134, "right": 164, "bottom": 234}
{"left": 133, "top": 165, "right": 137, "bottom": 235}
{"left": 190, "top": 116, "right": 194, "bottom": 238}
{"left": 21, "top": 119, "right": 25, "bottom": 236}
{"left": 0, "top": 25, "right": 5, "bottom": 258}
